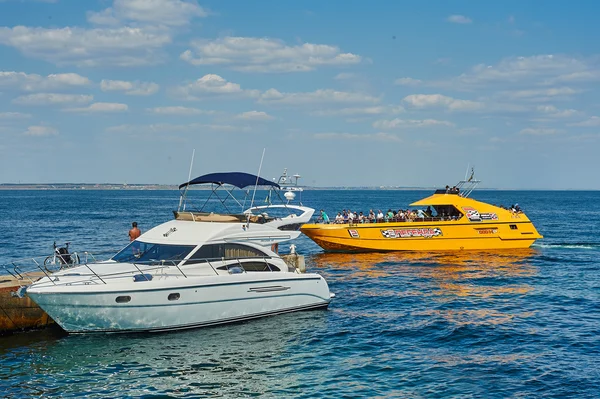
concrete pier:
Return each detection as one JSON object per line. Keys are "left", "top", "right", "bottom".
{"left": 0, "top": 273, "right": 54, "bottom": 334}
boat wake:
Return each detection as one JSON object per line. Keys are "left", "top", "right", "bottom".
{"left": 532, "top": 242, "right": 600, "bottom": 250}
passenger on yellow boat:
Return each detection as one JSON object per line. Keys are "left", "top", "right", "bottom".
{"left": 368, "top": 209, "right": 376, "bottom": 222}
{"left": 319, "top": 209, "right": 330, "bottom": 224}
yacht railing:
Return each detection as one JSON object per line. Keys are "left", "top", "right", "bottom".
{"left": 0, "top": 251, "right": 114, "bottom": 284}
{"left": 314, "top": 215, "right": 465, "bottom": 225}
{"left": 22, "top": 255, "right": 286, "bottom": 287}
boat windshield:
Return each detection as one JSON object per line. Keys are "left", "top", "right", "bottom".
{"left": 112, "top": 241, "right": 196, "bottom": 265}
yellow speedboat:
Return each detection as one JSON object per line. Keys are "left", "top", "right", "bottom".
{"left": 301, "top": 178, "right": 543, "bottom": 252}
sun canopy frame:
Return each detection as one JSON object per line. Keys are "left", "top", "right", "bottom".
{"left": 177, "top": 172, "right": 285, "bottom": 214}
{"left": 178, "top": 172, "right": 280, "bottom": 190}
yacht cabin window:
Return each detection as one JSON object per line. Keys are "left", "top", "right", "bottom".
{"left": 186, "top": 243, "right": 268, "bottom": 263}
{"left": 112, "top": 241, "right": 195, "bottom": 264}
{"left": 217, "top": 262, "right": 281, "bottom": 272}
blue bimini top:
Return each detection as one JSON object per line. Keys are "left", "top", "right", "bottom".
{"left": 178, "top": 172, "right": 281, "bottom": 190}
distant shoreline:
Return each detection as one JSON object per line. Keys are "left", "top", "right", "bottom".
{"left": 0, "top": 184, "right": 597, "bottom": 191}
{"left": 0, "top": 183, "right": 438, "bottom": 191}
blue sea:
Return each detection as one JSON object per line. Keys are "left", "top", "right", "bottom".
{"left": 1, "top": 189, "right": 599, "bottom": 398}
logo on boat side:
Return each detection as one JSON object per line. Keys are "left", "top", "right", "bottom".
{"left": 462, "top": 207, "right": 498, "bottom": 222}
{"left": 480, "top": 213, "right": 498, "bottom": 220}
{"left": 462, "top": 206, "right": 482, "bottom": 222}
{"left": 348, "top": 229, "right": 360, "bottom": 238}
{"left": 381, "top": 228, "right": 442, "bottom": 239}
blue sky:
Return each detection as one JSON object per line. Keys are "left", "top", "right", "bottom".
{"left": 0, "top": 0, "right": 599, "bottom": 189}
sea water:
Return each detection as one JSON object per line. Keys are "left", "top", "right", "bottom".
{"left": 0, "top": 189, "right": 599, "bottom": 398}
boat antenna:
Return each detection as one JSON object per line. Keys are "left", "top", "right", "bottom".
{"left": 180, "top": 148, "right": 195, "bottom": 211}
{"left": 250, "top": 148, "right": 266, "bottom": 209}
{"left": 464, "top": 163, "right": 470, "bottom": 181}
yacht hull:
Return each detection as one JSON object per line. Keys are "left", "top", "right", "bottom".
{"left": 27, "top": 275, "right": 331, "bottom": 333}
{"left": 301, "top": 219, "right": 543, "bottom": 252}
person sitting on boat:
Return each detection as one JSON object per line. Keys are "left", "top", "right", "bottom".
{"left": 320, "top": 210, "right": 330, "bottom": 224}
{"left": 514, "top": 203, "right": 522, "bottom": 213}
{"left": 343, "top": 210, "right": 349, "bottom": 223}
{"left": 335, "top": 212, "right": 343, "bottom": 223}
{"left": 425, "top": 206, "right": 433, "bottom": 217}
{"left": 417, "top": 209, "right": 426, "bottom": 219}
{"left": 377, "top": 210, "right": 384, "bottom": 222}
{"left": 386, "top": 209, "right": 394, "bottom": 220}
{"left": 397, "top": 209, "right": 405, "bottom": 221}
{"left": 368, "top": 209, "right": 376, "bottom": 223}
{"left": 358, "top": 212, "right": 365, "bottom": 223}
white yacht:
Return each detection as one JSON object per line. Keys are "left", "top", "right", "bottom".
{"left": 26, "top": 172, "right": 333, "bottom": 334}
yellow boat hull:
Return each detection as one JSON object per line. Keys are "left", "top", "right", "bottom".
{"left": 301, "top": 219, "right": 542, "bottom": 252}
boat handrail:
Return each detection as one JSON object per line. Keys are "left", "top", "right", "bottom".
{"left": 0, "top": 250, "right": 114, "bottom": 283}
{"left": 173, "top": 210, "right": 280, "bottom": 224}
{"left": 455, "top": 178, "right": 481, "bottom": 198}
{"left": 25, "top": 255, "right": 287, "bottom": 286}
{"left": 314, "top": 215, "right": 466, "bottom": 225}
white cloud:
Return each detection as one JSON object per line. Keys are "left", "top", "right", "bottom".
{"left": 180, "top": 36, "right": 361, "bottom": 73}
{"left": 87, "top": 8, "right": 120, "bottom": 26}
{"left": 373, "top": 118, "right": 455, "bottom": 129}
{"left": 0, "top": 71, "right": 91, "bottom": 91}
{"left": 148, "top": 106, "right": 215, "bottom": 115}
{"left": 311, "top": 106, "right": 403, "bottom": 117}
{"left": 235, "top": 111, "right": 274, "bottom": 121}
{"left": 65, "top": 102, "right": 128, "bottom": 113}
{"left": 23, "top": 125, "right": 58, "bottom": 136}
{"left": 12, "top": 93, "right": 93, "bottom": 105}
{"left": 334, "top": 72, "right": 357, "bottom": 80}
{"left": 100, "top": 79, "right": 159, "bottom": 95}
{"left": 569, "top": 116, "right": 600, "bottom": 127}
{"left": 394, "top": 77, "right": 422, "bottom": 86}
{"left": 0, "top": 111, "right": 31, "bottom": 119}
{"left": 402, "top": 94, "right": 484, "bottom": 111}
{"left": 173, "top": 74, "right": 259, "bottom": 100}
{"left": 106, "top": 123, "right": 252, "bottom": 135}
{"left": 505, "top": 87, "right": 581, "bottom": 100}
{"left": 87, "top": 0, "right": 208, "bottom": 27}
{"left": 259, "top": 88, "right": 379, "bottom": 105}
{"left": 0, "top": 26, "right": 171, "bottom": 67}
{"left": 519, "top": 128, "right": 563, "bottom": 135}
{"left": 439, "top": 55, "right": 600, "bottom": 89}
{"left": 536, "top": 105, "right": 581, "bottom": 118}
{"left": 313, "top": 132, "right": 402, "bottom": 143}
{"left": 447, "top": 15, "right": 472, "bottom": 24}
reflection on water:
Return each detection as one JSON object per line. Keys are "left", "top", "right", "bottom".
{"left": 309, "top": 249, "right": 539, "bottom": 331}
{"left": 311, "top": 248, "right": 539, "bottom": 275}
{"left": 1, "top": 312, "right": 328, "bottom": 398}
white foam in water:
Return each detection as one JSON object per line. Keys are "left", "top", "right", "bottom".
{"left": 533, "top": 243, "right": 599, "bottom": 250}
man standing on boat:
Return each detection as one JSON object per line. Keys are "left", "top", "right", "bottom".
{"left": 129, "top": 222, "right": 141, "bottom": 241}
